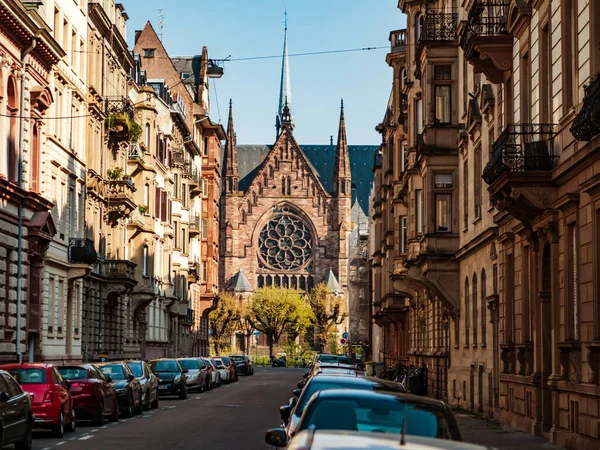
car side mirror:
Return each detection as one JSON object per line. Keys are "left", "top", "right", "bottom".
{"left": 105, "top": 375, "right": 113, "bottom": 383}
{"left": 265, "top": 428, "right": 287, "bottom": 447}
{"left": 297, "top": 380, "right": 306, "bottom": 389}
{"left": 182, "top": 369, "right": 189, "bottom": 374}
{"left": 302, "top": 372, "right": 308, "bottom": 379}
{"left": 0, "top": 392, "right": 9, "bottom": 403}
{"left": 128, "top": 374, "right": 135, "bottom": 382}
{"left": 65, "top": 380, "right": 72, "bottom": 389}
{"left": 279, "top": 405, "right": 292, "bottom": 424}
{"left": 292, "top": 388, "right": 302, "bottom": 397}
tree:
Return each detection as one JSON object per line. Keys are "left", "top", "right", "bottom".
{"left": 209, "top": 292, "right": 241, "bottom": 355}
{"left": 239, "top": 301, "right": 256, "bottom": 353}
{"left": 247, "top": 286, "right": 313, "bottom": 357}
{"left": 306, "top": 283, "right": 347, "bottom": 352}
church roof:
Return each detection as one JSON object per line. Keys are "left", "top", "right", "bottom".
{"left": 234, "top": 144, "right": 377, "bottom": 213}
{"left": 230, "top": 268, "right": 253, "bottom": 292}
{"left": 326, "top": 269, "right": 343, "bottom": 296}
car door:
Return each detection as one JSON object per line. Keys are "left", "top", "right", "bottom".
{"left": 4, "top": 374, "right": 29, "bottom": 439}
{"left": 52, "top": 368, "right": 72, "bottom": 417}
{"left": 0, "top": 374, "right": 17, "bottom": 442}
{"left": 97, "top": 367, "right": 117, "bottom": 413}
{"left": 144, "top": 363, "right": 158, "bottom": 398}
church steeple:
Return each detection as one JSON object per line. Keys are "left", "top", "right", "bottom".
{"left": 224, "top": 99, "right": 239, "bottom": 193}
{"left": 276, "top": 10, "right": 293, "bottom": 139}
{"left": 334, "top": 99, "right": 351, "bottom": 196}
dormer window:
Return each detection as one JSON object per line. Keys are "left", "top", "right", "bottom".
{"left": 144, "top": 49, "right": 155, "bottom": 58}
{"left": 181, "top": 72, "right": 192, "bottom": 80}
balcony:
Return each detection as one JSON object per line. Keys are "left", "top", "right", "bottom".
{"left": 105, "top": 180, "right": 137, "bottom": 225}
{"left": 571, "top": 74, "right": 600, "bottom": 141}
{"left": 459, "top": 1, "right": 512, "bottom": 84}
{"left": 483, "top": 124, "right": 558, "bottom": 223}
{"left": 184, "top": 164, "right": 199, "bottom": 184}
{"left": 389, "top": 29, "right": 407, "bottom": 53}
{"left": 171, "top": 150, "right": 185, "bottom": 166}
{"left": 416, "top": 11, "right": 458, "bottom": 60}
{"left": 68, "top": 238, "right": 98, "bottom": 264}
{"left": 188, "top": 215, "right": 201, "bottom": 236}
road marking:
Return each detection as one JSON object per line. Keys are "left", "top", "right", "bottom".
{"left": 101, "top": 425, "right": 109, "bottom": 429}
{"left": 195, "top": 396, "right": 201, "bottom": 399}
{"left": 79, "top": 434, "right": 93, "bottom": 441}
{"left": 56, "top": 441, "right": 66, "bottom": 446}
{"left": 40, "top": 447, "right": 51, "bottom": 450}
{"left": 69, "top": 437, "right": 78, "bottom": 440}
{"left": 91, "top": 428, "right": 100, "bottom": 432}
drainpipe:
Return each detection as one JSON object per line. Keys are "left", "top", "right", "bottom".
{"left": 16, "top": 36, "right": 37, "bottom": 363}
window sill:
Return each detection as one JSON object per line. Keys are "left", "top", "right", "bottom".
{"left": 472, "top": 216, "right": 482, "bottom": 225}
{"left": 463, "top": 227, "right": 469, "bottom": 233}
{"left": 464, "top": 344, "right": 470, "bottom": 349}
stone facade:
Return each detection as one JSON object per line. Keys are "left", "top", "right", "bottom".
{"left": 372, "top": 0, "right": 600, "bottom": 448}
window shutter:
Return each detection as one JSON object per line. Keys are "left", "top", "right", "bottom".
{"left": 168, "top": 200, "right": 172, "bottom": 222}
{"left": 155, "top": 187, "right": 160, "bottom": 217}
{"left": 161, "top": 191, "right": 167, "bottom": 222}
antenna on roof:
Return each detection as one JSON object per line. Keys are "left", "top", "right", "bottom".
{"left": 157, "top": 8, "right": 166, "bottom": 42}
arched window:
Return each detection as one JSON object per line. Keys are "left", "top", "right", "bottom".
{"left": 281, "top": 176, "right": 286, "bottom": 195}
{"left": 144, "top": 123, "right": 151, "bottom": 148}
{"left": 464, "top": 277, "right": 470, "bottom": 346}
{"left": 416, "top": 13, "right": 424, "bottom": 42}
{"left": 142, "top": 245, "right": 149, "bottom": 277}
{"left": 144, "top": 183, "right": 149, "bottom": 207}
{"left": 7, "top": 76, "right": 18, "bottom": 182}
{"left": 472, "top": 273, "right": 478, "bottom": 345}
{"left": 268, "top": 165, "right": 274, "bottom": 178}
{"left": 481, "top": 269, "right": 487, "bottom": 346}
{"left": 30, "top": 123, "right": 40, "bottom": 192}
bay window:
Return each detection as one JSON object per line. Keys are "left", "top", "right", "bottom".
{"left": 434, "top": 65, "right": 452, "bottom": 124}
{"left": 434, "top": 173, "right": 453, "bottom": 233}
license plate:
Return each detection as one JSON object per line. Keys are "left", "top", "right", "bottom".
{"left": 159, "top": 385, "right": 168, "bottom": 390}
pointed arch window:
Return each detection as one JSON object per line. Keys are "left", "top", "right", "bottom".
{"left": 30, "top": 123, "right": 41, "bottom": 192}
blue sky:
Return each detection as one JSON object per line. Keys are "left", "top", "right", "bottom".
{"left": 121, "top": 1, "right": 405, "bottom": 145}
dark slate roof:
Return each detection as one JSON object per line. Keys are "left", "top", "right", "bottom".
{"left": 235, "top": 144, "right": 377, "bottom": 213}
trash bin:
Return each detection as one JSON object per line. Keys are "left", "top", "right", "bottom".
{"left": 407, "top": 367, "right": 427, "bottom": 395}
{"left": 365, "top": 361, "right": 375, "bottom": 377}
{"left": 374, "top": 362, "right": 386, "bottom": 378}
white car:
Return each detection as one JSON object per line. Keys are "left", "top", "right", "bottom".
{"left": 211, "top": 358, "right": 230, "bottom": 383}
{"left": 205, "top": 358, "right": 221, "bottom": 388}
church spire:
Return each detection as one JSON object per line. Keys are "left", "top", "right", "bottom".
{"left": 224, "top": 99, "right": 239, "bottom": 193}
{"left": 276, "top": 9, "right": 293, "bottom": 139}
{"left": 334, "top": 99, "right": 351, "bottom": 196}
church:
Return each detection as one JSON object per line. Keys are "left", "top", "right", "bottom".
{"left": 219, "top": 21, "right": 377, "bottom": 306}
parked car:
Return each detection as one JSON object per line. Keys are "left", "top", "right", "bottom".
{"left": 220, "top": 357, "right": 238, "bottom": 382}
{"left": 0, "top": 369, "right": 33, "bottom": 449}
{"left": 125, "top": 360, "right": 159, "bottom": 410}
{"left": 211, "top": 358, "right": 231, "bottom": 384}
{"left": 58, "top": 364, "right": 118, "bottom": 425}
{"left": 1, "top": 363, "right": 76, "bottom": 437}
{"left": 204, "top": 359, "right": 221, "bottom": 388}
{"left": 150, "top": 359, "right": 187, "bottom": 399}
{"left": 278, "top": 373, "right": 407, "bottom": 442}
{"left": 177, "top": 358, "right": 207, "bottom": 392}
{"left": 96, "top": 362, "right": 142, "bottom": 417}
{"left": 280, "top": 430, "right": 492, "bottom": 450}
{"left": 266, "top": 389, "right": 461, "bottom": 447}
{"left": 230, "top": 354, "right": 253, "bottom": 375}
{"left": 200, "top": 358, "right": 214, "bottom": 390}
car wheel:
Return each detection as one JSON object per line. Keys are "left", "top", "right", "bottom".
{"left": 66, "top": 410, "right": 76, "bottom": 433}
{"left": 93, "top": 400, "right": 105, "bottom": 426}
{"left": 15, "top": 419, "right": 32, "bottom": 450}
{"left": 52, "top": 411, "right": 64, "bottom": 438}
{"left": 150, "top": 390, "right": 159, "bottom": 409}
{"left": 110, "top": 401, "right": 119, "bottom": 422}
{"left": 179, "top": 386, "right": 187, "bottom": 400}
{"left": 143, "top": 390, "right": 150, "bottom": 411}
{"left": 199, "top": 379, "right": 205, "bottom": 393}
{"left": 134, "top": 392, "right": 143, "bottom": 415}
{"left": 125, "top": 393, "right": 134, "bottom": 418}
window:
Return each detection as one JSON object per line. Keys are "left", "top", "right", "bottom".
{"left": 182, "top": 184, "right": 187, "bottom": 207}
{"left": 400, "top": 141, "right": 407, "bottom": 173}
{"left": 416, "top": 99, "right": 423, "bottom": 135}
{"left": 416, "top": 190, "right": 423, "bottom": 234}
{"left": 48, "top": 277, "right": 55, "bottom": 332}
{"left": 145, "top": 123, "right": 151, "bottom": 148}
{"left": 57, "top": 279, "right": 64, "bottom": 334}
{"left": 474, "top": 147, "right": 482, "bottom": 219}
{"left": 434, "top": 66, "right": 452, "bottom": 124}
{"left": 74, "top": 284, "right": 80, "bottom": 335}
{"left": 464, "top": 278, "right": 470, "bottom": 346}
{"left": 400, "top": 216, "right": 407, "bottom": 253}
{"left": 434, "top": 174, "right": 453, "bottom": 233}
{"left": 142, "top": 245, "right": 149, "bottom": 277}
{"left": 434, "top": 174, "right": 452, "bottom": 188}
{"left": 201, "top": 219, "right": 208, "bottom": 240}
{"left": 30, "top": 124, "right": 40, "bottom": 192}
{"left": 181, "top": 72, "right": 192, "bottom": 80}
{"left": 481, "top": 269, "right": 487, "bottom": 346}
{"left": 202, "top": 178, "right": 209, "bottom": 198}
{"left": 472, "top": 274, "right": 478, "bottom": 346}
{"left": 464, "top": 161, "right": 469, "bottom": 229}
{"left": 181, "top": 229, "right": 186, "bottom": 254}
{"left": 201, "top": 261, "right": 207, "bottom": 282}
{"left": 174, "top": 221, "right": 179, "bottom": 248}
{"left": 144, "top": 49, "right": 155, "bottom": 58}
{"left": 144, "top": 184, "right": 149, "bottom": 208}
{"left": 173, "top": 174, "right": 179, "bottom": 198}
{"left": 569, "top": 224, "right": 579, "bottom": 340}
{"left": 203, "top": 137, "right": 209, "bottom": 156}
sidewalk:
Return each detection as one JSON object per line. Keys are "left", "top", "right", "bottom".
{"left": 454, "top": 410, "right": 566, "bottom": 450}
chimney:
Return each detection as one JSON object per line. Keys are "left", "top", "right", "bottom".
{"left": 134, "top": 30, "right": 142, "bottom": 44}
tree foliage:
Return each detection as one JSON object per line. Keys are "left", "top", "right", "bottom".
{"left": 305, "top": 283, "right": 347, "bottom": 352}
{"left": 247, "top": 286, "right": 313, "bottom": 356}
{"left": 209, "top": 292, "right": 241, "bottom": 355}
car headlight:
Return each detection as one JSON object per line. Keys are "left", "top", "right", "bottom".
{"left": 174, "top": 375, "right": 181, "bottom": 383}
{"left": 116, "top": 388, "right": 127, "bottom": 394}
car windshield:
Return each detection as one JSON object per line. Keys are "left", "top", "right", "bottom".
{"left": 58, "top": 368, "right": 89, "bottom": 380}
{"left": 230, "top": 356, "right": 244, "bottom": 362}
{"left": 100, "top": 365, "right": 126, "bottom": 380}
{"left": 127, "top": 362, "right": 143, "bottom": 377}
{"left": 178, "top": 360, "right": 199, "bottom": 370}
{"left": 298, "top": 379, "right": 384, "bottom": 414}
{"left": 151, "top": 360, "right": 180, "bottom": 372}
{"left": 318, "top": 355, "right": 353, "bottom": 365}
{"left": 213, "top": 360, "right": 224, "bottom": 368}
{"left": 7, "top": 368, "right": 47, "bottom": 384}
{"left": 222, "top": 357, "right": 230, "bottom": 365}
{"left": 299, "top": 397, "right": 451, "bottom": 439}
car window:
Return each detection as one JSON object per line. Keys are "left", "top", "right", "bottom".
{"left": 100, "top": 365, "right": 126, "bottom": 380}
{"left": 198, "top": 359, "right": 206, "bottom": 368}
{"left": 127, "top": 362, "right": 143, "bottom": 377}
{"left": 298, "top": 380, "right": 379, "bottom": 414}
{"left": 178, "top": 360, "right": 199, "bottom": 370}
{"left": 58, "top": 368, "right": 89, "bottom": 380}
{"left": 7, "top": 368, "right": 47, "bottom": 385}
{"left": 94, "top": 367, "right": 107, "bottom": 381}
{"left": 0, "top": 374, "right": 10, "bottom": 396}
{"left": 151, "top": 360, "right": 181, "bottom": 372}
{"left": 3, "top": 374, "right": 21, "bottom": 398}
{"left": 52, "top": 368, "right": 64, "bottom": 385}
{"left": 300, "top": 397, "right": 451, "bottom": 439}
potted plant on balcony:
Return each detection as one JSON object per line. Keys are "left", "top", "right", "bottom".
{"left": 139, "top": 205, "right": 147, "bottom": 215}
{"left": 106, "top": 167, "right": 123, "bottom": 180}
{"left": 107, "top": 113, "right": 142, "bottom": 143}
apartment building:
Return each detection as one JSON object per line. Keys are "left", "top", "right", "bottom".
{"left": 373, "top": 1, "right": 600, "bottom": 448}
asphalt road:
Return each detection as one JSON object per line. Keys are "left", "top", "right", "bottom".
{"left": 31, "top": 367, "right": 302, "bottom": 450}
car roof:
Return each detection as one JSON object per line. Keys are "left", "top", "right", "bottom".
{"left": 288, "top": 430, "right": 492, "bottom": 450}
{"left": 96, "top": 361, "right": 127, "bottom": 366}
{"left": 310, "top": 374, "right": 403, "bottom": 387}
{"left": 315, "top": 368, "right": 362, "bottom": 376}
{"left": 0, "top": 363, "right": 53, "bottom": 369}
{"left": 312, "top": 389, "right": 447, "bottom": 410}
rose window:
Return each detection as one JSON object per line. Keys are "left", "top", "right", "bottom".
{"left": 258, "top": 212, "right": 313, "bottom": 271}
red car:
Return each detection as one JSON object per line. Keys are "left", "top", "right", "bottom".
{"left": 200, "top": 357, "right": 214, "bottom": 390}
{"left": 1, "top": 363, "right": 76, "bottom": 437}
{"left": 58, "top": 364, "right": 119, "bottom": 425}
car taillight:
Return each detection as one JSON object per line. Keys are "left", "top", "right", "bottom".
{"left": 42, "top": 390, "right": 53, "bottom": 403}
{"left": 70, "top": 382, "right": 92, "bottom": 391}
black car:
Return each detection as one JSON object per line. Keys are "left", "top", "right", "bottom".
{"left": 150, "top": 359, "right": 187, "bottom": 399}
{"left": 96, "top": 362, "right": 142, "bottom": 417}
{"left": 125, "top": 361, "right": 159, "bottom": 410}
{"left": 229, "top": 355, "right": 253, "bottom": 375}
{"left": 266, "top": 389, "right": 462, "bottom": 447}
{"left": 0, "top": 370, "right": 33, "bottom": 450}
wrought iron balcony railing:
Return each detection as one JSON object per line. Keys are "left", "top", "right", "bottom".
{"left": 460, "top": 1, "right": 509, "bottom": 52}
{"left": 416, "top": 11, "right": 458, "bottom": 58}
{"left": 68, "top": 238, "right": 98, "bottom": 264}
{"left": 483, "top": 124, "right": 558, "bottom": 185}
{"left": 571, "top": 74, "right": 600, "bottom": 141}
{"left": 389, "top": 29, "right": 407, "bottom": 53}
